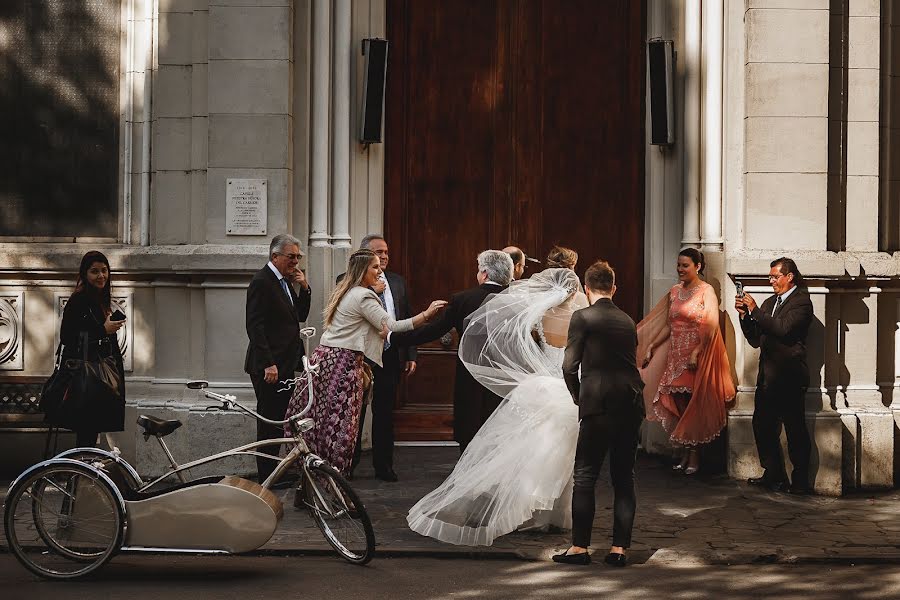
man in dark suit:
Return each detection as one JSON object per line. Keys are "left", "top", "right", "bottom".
{"left": 388, "top": 250, "right": 514, "bottom": 453}
{"left": 245, "top": 234, "right": 311, "bottom": 481}
{"left": 736, "top": 257, "right": 813, "bottom": 494}
{"left": 340, "top": 234, "right": 417, "bottom": 482}
{"left": 554, "top": 260, "right": 644, "bottom": 567}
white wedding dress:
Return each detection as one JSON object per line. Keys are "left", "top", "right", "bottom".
{"left": 407, "top": 269, "right": 587, "bottom": 546}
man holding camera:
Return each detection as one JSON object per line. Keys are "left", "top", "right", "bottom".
{"left": 735, "top": 257, "right": 813, "bottom": 495}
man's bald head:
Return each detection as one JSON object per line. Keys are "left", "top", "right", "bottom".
{"left": 503, "top": 246, "right": 526, "bottom": 280}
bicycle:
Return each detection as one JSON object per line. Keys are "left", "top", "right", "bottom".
{"left": 3, "top": 327, "right": 376, "bottom": 580}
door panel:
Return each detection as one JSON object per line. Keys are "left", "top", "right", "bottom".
{"left": 386, "top": 0, "right": 645, "bottom": 440}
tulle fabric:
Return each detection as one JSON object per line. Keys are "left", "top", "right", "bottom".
{"left": 407, "top": 269, "right": 585, "bottom": 546}
{"left": 637, "top": 282, "right": 736, "bottom": 446}
{"left": 407, "top": 375, "right": 578, "bottom": 546}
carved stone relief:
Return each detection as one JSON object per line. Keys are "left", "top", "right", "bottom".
{"left": 0, "top": 292, "right": 24, "bottom": 370}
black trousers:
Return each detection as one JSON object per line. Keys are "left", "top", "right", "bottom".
{"left": 250, "top": 372, "right": 292, "bottom": 481}
{"left": 752, "top": 382, "right": 811, "bottom": 485}
{"left": 352, "top": 347, "right": 401, "bottom": 474}
{"left": 571, "top": 411, "right": 642, "bottom": 549}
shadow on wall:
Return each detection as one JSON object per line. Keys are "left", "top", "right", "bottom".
{"left": 0, "top": 0, "right": 121, "bottom": 238}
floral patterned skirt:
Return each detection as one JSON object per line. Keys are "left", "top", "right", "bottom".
{"left": 285, "top": 345, "right": 365, "bottom": 475}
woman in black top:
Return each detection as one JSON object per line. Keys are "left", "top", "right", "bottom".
{"left": 56, "top": 251, "right": 126, "bottom": 446}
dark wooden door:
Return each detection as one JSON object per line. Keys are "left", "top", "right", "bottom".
{"left": 385, "top": 0, "right": 645, "bottom": 441}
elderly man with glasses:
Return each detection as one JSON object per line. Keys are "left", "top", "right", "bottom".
{"left": 735, "top": 257, "right": 813, "bottom": 495}
{"left": 244, "top": 234, "right": 312, "bottom": 481}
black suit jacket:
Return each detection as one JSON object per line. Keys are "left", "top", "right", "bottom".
{"left": 562, "top": 298, "right": 644, "bottom": 420}
{"left": 244, "top": 265, "right": 312, "bottom": 378}
{"left": 390, "top": 282, "right": 505, "bottom": 348}
{"left": 336, "top": 270, "right": 417, "bottom": 362}
{"left": 739, "top": 287, "right": 813, "bottom": 388}
{"left": 391, "top": 282, "right": 506, "bottom": 445}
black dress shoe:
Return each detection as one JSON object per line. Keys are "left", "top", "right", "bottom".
{"left": 789, "top": 483, "right": 811, "bottom": 495}
{"left": 748, "top": 476, "right": 788, "bottom": 491}
{"left": 375, "top": 469, "right": 399, "bottom": 482}
{"left": 552, "top": 551, "right": 591, "bottom": 565}
{"left": 604, "top": 552, "right": 627, "bottom": 567}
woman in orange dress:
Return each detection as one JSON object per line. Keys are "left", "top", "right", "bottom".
{"left": 637, "top": 249, "right": 735, "bottom": 474}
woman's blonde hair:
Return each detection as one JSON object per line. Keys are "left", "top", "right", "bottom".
{"left": 546, "top": 245, "right": 578, "bottom": 269}
{"left": 324, "top": 249, "right": 378, "bottom": 327}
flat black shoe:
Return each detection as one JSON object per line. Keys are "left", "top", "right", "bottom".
{"left": 747, "top": 476, "right": 769, "bottom": 486}
{"left": 604, "top": 552, "right": 627, "bottom": 567}
{"left": 375, "top": 469, "right": 399, "bottom": 482}
{"left": 789, "top": 484, "right": 811, "bottom": 495}
{"left": 552, "top": 551, "right": 591, "bottom": 565}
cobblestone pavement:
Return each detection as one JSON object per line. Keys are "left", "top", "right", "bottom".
{"left": 267, "top": 447, "right": 900, "bottom": 564}
{"left": 3, "top": 447, "right": 900, "bottom": 565}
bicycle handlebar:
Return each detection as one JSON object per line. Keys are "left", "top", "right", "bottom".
{"left": 191, "top": 328, "right": 318, "bottom": 428}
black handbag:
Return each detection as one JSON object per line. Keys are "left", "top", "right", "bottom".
{"left": 40, "top": 331, "right": 122, "bottom": 429}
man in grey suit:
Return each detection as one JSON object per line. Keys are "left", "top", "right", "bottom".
{"left": 554, "top": 260, "right": 644, "bottom": 567}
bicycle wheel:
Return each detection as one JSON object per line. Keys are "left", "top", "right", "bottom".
{"left": 302, "top": 461, "right": 375, "bottom": 564}
{"left": 5, "top": 461, "right": 125, "bottom": 579}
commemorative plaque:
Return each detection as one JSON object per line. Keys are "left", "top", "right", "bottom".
{"left": 226, "top": 179, "right": 267, "bottom": 235}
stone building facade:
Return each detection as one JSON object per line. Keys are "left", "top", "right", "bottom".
{"left": 0, "top": 0, "right": 898, "bottom": 494}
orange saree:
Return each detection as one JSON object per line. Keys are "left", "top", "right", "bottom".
{"left": 637, "top": 282, "right": 735, "bottom": 446}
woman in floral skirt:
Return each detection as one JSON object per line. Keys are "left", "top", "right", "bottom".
{"left": 285, "top": 248, "right": 446, "bottom": 474}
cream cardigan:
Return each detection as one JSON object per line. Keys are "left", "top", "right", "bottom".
{"left": 319, "top": 286, "right": 414, "bottom": 366}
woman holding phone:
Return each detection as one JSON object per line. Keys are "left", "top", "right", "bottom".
{"left": 53, "top": 250, "right": 127, "bottom": 447}
{"left": 636, "top": 248, "right": 735, "bottom": 475}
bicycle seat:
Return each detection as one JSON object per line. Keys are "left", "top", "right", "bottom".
{"left": 137, "top": 415, "right": 183, "bottom": 437}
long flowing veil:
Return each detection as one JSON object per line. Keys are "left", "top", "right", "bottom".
{"left": 407, "top": 268, "right": 588, "bottom": 546}
{"left": 459, "top": 267, "right": 586, "bottom": 397}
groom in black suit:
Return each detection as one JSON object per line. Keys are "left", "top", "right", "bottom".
{"left": 554, "top": 260, "right": 644, "bottom": 567}
{"left": 245, "top": 234, "right": 311, "bottom": 481}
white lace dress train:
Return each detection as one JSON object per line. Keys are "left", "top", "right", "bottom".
{"left": 407, "top": 374, "right": 579, "bottom": 546}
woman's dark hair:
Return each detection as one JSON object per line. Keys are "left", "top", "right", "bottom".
{"left": 771, "top": 256, "right": 804, "bottom": 287}
{"left": 678, "top": 248, "right": 705, "bottom": 275}
{"left": 73, "top": 250, "right": 112, "bottom": 314}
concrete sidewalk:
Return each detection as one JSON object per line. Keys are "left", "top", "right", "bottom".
{"left": 4, "top": 447, "right": 900, "bottom": 565}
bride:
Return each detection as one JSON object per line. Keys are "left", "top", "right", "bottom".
{"left": 407, "top": 268, "right": 588, "bottom": 546}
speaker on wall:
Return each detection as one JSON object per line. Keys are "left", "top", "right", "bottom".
{"left": 647, "top": 39, "right": 675, "bottom": 146}
{"left": 360, "top": 38, "right": 389, "bottom": 144}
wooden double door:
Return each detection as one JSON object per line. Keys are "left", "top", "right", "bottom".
{"left": 384, "top": 0, "right": 646, "bottom": 440}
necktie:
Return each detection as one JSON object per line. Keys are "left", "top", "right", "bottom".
{"left": 774, "top": 295, "right": 783, "bottom": 313}
{"left": 280, "top": 278, "right": 293, "bottom": 305}
{"left": 378, "top": 283, "right": 391, "bottom": 351}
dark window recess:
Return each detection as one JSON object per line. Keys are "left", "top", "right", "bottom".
{"left": 0, "top": 0, "right": 121, "bottom": 238}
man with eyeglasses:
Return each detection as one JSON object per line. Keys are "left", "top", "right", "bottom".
{"left": 245, "top": 234, "right": 312, "bottom": 481}
{"left": 735, "top": 257, "right": 813, "bottom": 495}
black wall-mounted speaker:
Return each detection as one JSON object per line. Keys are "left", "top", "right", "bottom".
{"left": 360, "top": 38, "right": 389, "bottom": 144}
{"left": 648, "top": 39, "right": 675, "bottom": 146}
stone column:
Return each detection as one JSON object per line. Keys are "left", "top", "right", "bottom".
{"left": 310, "top": 0, "right": 331, "bottom": 247}
{"left": 700, "top": 0, "right": 723, "bottom": 251}
{"left": 330, "top": 0, "right": 352, "bottom": 248}
{"left": 744, "top": 3, "right": 829, "bottom": 250}
{"left": 844, "top": 2, "right": 880, "bottom": 251}
{"left": 682, "top": 0, "right": 701, "bottom": 247}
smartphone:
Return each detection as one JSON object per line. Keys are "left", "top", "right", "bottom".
{"left": 110, "top": 309, "right": 126, "bottom": 322}
{"left": 735, "top": 281, "right": 744, "bottom": 298}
